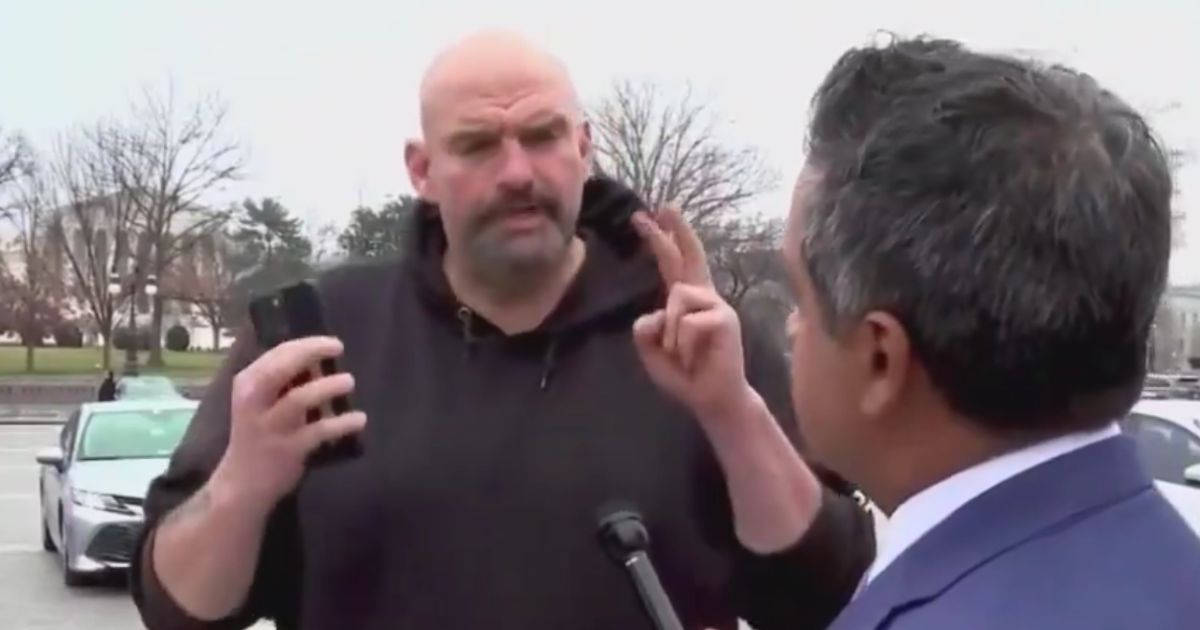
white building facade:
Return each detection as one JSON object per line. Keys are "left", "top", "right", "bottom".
{"left": 1156, "top": 285, "right": 1200, "bottom": 372}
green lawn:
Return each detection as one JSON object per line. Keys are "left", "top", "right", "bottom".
{"left": 0, "top": 345, "right": 225, "bottom": 377}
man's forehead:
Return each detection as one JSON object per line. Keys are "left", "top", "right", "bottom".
{"left": 434, "top": 84, "right": 575, "bottom": 132}
{"left": 418, "top": 30, "right": 580, "bottom": 137}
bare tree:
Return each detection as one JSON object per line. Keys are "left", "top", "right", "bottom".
{"left": 0, "top": 156, "right": 65, "bottom": 371}
{"left": 1, "top": 128, "right": 30, "bottom": 191}
{"left": 163, "top": 231, "right": 237, "bottom": 352}
{"left": 702, "top": 216, "right": 786, "bottom": 309}
{"left": 100, "top": 85, "right": 243, "bottom": 367}
{"left": 307, "top": 219, "right": 343, "bottom": 267}
{"left": 590, "top": 79, "right": 785, "bottom": 315}
{"left": 589, "top": 79, "right": 778, "bottom": 228}
{"left": 48, "top": 130, "right": 138, "bottom": 370}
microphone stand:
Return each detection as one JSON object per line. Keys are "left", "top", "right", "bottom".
{"left": 597, "top": 509, "right": 685, "bottom": 630}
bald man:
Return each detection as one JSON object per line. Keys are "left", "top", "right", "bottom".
{"left": 130, "top": 31, "right": 874, "bottom": 630}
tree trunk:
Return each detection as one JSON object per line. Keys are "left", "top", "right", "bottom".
{"left": 102, "top": 335, "right": 112, "bottom": 370}
{"left": 211, "top": 320, "right": 221, "bottom": 353}
{"left": 24, "top": 343, "right": 34, "bottom": 373}
{"left": 148, "top": 294, "right": 165, "bottom": 367}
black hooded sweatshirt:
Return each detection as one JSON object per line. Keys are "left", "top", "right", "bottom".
{"left": 131, "top": 177, "right": 875, "bottom": 630}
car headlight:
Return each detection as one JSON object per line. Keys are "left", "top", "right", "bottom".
{"left": 70, "top": 489, "right": 131, "bottom": 514}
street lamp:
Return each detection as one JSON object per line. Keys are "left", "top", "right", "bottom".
{"left": 108, "top": 267, "right": 158, "bottom": 376}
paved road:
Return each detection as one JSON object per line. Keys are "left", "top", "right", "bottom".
{"left": 0, "top": 423, "right": 144, "bottom": 629}
{"left": 0, "top": 423, "right": 273, "bottom": 630}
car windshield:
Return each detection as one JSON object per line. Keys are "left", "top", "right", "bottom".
{"left": 118, "top": 376, "right": 183, "bottom": 400}
{"left": 77, "top": 408, "right": 195, "bottom": 460}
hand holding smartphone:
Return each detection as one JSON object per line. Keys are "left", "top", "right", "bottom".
{"left": 248, "top": 280, "right": 364, "bottom": 466}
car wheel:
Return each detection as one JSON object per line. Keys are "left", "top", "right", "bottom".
{"left": 39, "top": 486, "right": 55, "bottom": 552}
{"left": 60, "top": 520, "right": 87, "bottom": 587}
{"left": 41, "top": 519, "right": 54, "bottom": 552}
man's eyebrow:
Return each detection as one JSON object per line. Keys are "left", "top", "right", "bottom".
{"left": 445, "top": 125, "right": 498, "bottom": 148}
{"left": 520, "top": 112, "right": 570, "bottom": 131}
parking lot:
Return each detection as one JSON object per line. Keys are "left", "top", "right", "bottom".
{"left": 0, "top": 422, "right": 275, "bottom": 630}
{"left": 0, "top": 422, "right": 143, "bottom": 629}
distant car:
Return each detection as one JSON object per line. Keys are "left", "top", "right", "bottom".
{"left": 1143, "top": 373, "right": 1200, "bottom": 400}
{"left": 1142, "top": 375, "right": 1178, "bottom": 400}
{"left": 117, "top": 375, "right": 185, "bottom": 400}
{"left": 1174, "top": 374, "right": 1200, "bottom": 400}
{"left": 1121, "top": 399, "right": 1200, "bottom": 534}
{"left": 35, "top": 398, "right": 198, "bottom": 586}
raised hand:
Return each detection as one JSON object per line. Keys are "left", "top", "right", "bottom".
{"left": 630, "top": 207, "right": 754, "bottom": 422}
{"left": 217, "top": 337, "right": 367, "bottom": 509}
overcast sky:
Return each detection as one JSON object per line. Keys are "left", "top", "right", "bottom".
{"left": 2, "top": 0, "right": 1197, "bottom": 283}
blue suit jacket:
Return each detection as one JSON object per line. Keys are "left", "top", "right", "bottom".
{"left": 829, "top": 436, "right": 1200, "bottom": 630}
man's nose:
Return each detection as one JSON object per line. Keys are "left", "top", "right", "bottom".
{"left": 496, "top": 139, "right": 535, "bottom": 189}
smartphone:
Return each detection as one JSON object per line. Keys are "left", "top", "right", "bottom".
{"left": 249, "top": 280, "right": 363, "bottom": 466}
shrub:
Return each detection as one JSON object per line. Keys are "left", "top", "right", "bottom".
{"left": 165, "top": 325, "right": 190, "bottom": 352}
{"left": 112, "top": 327, "right": 153, "bottom": 351}
{"left": 53, "top": 323, "right": 84, "bottom": 348}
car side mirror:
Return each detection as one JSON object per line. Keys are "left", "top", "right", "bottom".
{"left": 35, "top": 446, "right": 64, "bottom": 470}
{"left": 1185, "top": 464, "right": 1200, "bottom": 488}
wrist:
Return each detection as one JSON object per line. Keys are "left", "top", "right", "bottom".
{"left": 208, "top": 459, "right": 276, "bottom": 523}
{"left": 695, "top": 386, "right": 783, "bottom": 465}
{"left": 696, "top": 382, "right": 768, "bottom": 434}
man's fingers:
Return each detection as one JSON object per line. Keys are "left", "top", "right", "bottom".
{"left": 632, "top": 310, "right": 688, "bottom": 392}
{"left": 266, "top": 372, "right": 356, "bottom": 432}
{"left": 655, "top": 206, "right": 712, "bottom": 286}
{"left": 633, "top": 310, "right": 667, "bottom": 351}
{"left": 235, "top": 336, "right": 345, "bottom": 408}
{"left": 632, "top": 210, "right": 683, "bottom": 286}
{"left": 663, "top": 284, "right": 724, "bottom": 352}
{"left": 296, "top": 411, "right": 367, "bottom": 454}
{"left": 676, "top": 310, "right": 724, "bottom": 372}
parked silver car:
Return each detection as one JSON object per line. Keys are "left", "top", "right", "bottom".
{"left": 35, "top": 398, "right": 198, "bottom": 586}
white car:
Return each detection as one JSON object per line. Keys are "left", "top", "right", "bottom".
{"left": 1121, "top": 399, "right": 1200, "bottom": 533}
{"left": 35, "top": 398, "right": 198, "bottom": 586}
{"left": 860, "top": 403, "right": 1200, "bottom": 539}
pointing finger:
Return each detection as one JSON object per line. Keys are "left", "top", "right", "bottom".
{"left": 656, "top": 207, "right": 712, "bottom": 287}
{"left": 632, "top": 210, "right": 683, "bottom": 286}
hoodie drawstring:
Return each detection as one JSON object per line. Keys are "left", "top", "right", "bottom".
{"left": 459, "top": 305, "right": 557, "bottom": 391}
{"left": 540, "top": 339, "right": 558, "bottom": 391}
{"left": 457, "top": 306, "right": 476, "bottom": 356}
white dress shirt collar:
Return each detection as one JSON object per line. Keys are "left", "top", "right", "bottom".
{"left": 862, "top": 421, "right": 1122, "bottom": 587}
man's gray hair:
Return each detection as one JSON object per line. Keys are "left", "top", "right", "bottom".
{"left": 802, "top": 37, "right": 1174, "bottom": 433}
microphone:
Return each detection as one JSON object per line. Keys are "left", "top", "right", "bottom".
{"left": 597, "top": 508, "right": 685, "bottom": 630}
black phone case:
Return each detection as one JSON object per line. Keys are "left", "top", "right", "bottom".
{"left": 248, "top": 280, "right": 363, "bottom": 466}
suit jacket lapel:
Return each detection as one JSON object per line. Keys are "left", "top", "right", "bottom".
{"left": 828, "top": 436, "right": 1152, "bottom": 630}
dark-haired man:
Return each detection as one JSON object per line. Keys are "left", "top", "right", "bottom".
{"left": 772, "top": 37, "right": 1200, "bottom": 629}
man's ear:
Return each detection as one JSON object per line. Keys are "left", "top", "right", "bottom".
{"left": 404, "top": 140, "right": 433, "bottom": 200}
{"left": 857, "top": 311, "right": 912, "bottom": 419}
{"left": 579, "top": 120, "right": 593, "bottom": 169}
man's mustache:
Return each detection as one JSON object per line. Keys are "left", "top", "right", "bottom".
{"left": 475, "top": 192, "right": 561, "bottom": 228}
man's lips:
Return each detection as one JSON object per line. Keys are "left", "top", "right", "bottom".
{"left": 496, "top": 205, "right": 548, "bottom": 229}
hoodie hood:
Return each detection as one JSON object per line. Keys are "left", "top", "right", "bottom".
{"left": 403, "top": 176, "right": 666, "bottom": 390}
{"left": 405, "top": 176, "right": 665, "bottom": 342}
